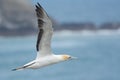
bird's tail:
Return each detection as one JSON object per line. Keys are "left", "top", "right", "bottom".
{"left": 12, "top": 66, "right": 25, "bottom": 71}
{"left": 12, "top": 62, "right": 36, "bottom": 71}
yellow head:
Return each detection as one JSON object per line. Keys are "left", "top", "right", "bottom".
{"left": 61, "top": 54, "right": 72, "bottom": 60}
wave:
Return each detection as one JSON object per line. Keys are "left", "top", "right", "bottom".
{"left": 52, "top": 30, "right": 120, "bottom": 48}
{"left": 1, "top": 30, "right": 120, "bottom": 50}
{"left": 54, "top": 30, "right": 120, "bottom": 37}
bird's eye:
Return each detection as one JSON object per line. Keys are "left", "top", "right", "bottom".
{"left": 69, "top": 56, "right": 71, "bottom": 58}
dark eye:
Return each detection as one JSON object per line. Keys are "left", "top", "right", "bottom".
{"left": 69, "top": 56, "right": 71, "bottom": 58}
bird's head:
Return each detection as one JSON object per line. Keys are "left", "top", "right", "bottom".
{"left": 61, "top": 54, "right": 77, "bottom": 61}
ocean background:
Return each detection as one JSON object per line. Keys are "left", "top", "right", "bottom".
{"left": 1, "top": 0, "right": 120, "bottom": 80}
{"left": 32, "top": 0, "right": 120, "bottom": 25}
{"left": 0, "top": 30, "right": 120, "bottom": 80}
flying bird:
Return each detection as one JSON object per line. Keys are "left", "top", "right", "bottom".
{"left": 12, "top": 3, "right": 77, "bottom": 71}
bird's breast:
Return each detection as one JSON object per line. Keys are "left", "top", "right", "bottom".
{"left": 34, "top": 56, "right": 61, "bottom": 68}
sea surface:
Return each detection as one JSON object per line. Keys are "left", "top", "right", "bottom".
{"left": 33, "top": 0, "right": 120, "bottom": 24}
{"left": 0, "top": 30, "right": 120, "bottom": 80}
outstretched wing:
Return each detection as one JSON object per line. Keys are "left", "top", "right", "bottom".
{"left": 35, "top": 3, "right": 53, "bottom": 57}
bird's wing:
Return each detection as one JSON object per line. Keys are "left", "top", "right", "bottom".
{"left": 35, "top": 3, "right": 53, "bottom": 58}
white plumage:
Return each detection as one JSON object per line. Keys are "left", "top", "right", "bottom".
{"left": 12, "top": 3, "right": 77, "bottom": 71}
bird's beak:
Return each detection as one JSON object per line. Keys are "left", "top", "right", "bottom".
{"left": 71, "top": 56, "right": 78, "bottom": 60}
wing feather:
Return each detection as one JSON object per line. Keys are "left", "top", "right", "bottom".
{"left": 35, "top": 3, "right": 53, "bottom": 57}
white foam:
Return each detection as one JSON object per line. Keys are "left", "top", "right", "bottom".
{"left": 54, "top": 30, "right": 120, "bottom": 38}
{"left": 52, "top": 30, "right": 120, "bottom": 48}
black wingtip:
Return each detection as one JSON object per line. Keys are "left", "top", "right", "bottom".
{"left": 12, "top": 68, "right": 17, "bottom": 71}
{"left": 35, "top": 2, "right": 42, "bottom": 9}
{"left": 37, "top": 3, "right": 41, "bottom": 7}
{"left": 37, "top": 2, "right": 40, "bottom": 5}
{"left": 35, "top": 4, "right": 39, "bottom": 9}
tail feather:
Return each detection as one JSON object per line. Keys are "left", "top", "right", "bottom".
{"left": 12, "top": 62, "right": 36, "bottom": 71}
{"left": 12, "top": 67, "right": 25, "bottom": 71}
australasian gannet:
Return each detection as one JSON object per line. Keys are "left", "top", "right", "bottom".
{"left": 12, "top": 3, "right": 77, "bottom": 71}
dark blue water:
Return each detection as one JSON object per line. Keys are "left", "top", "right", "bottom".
{"left": 0, "top": 31, "right": 120, "bottom": 80}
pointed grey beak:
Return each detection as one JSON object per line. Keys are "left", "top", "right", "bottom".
{"left": 71, "top": 56, "right": 78, "bottom": 60}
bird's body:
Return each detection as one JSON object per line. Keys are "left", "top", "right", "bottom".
{"left": 12, "top": 3, "right": 76, "bottom": 71}
{"left": 14, "top": 55, "right": 63, "bottom": 70}
{"left": 13, "top": 54, "right": 70, "bottom": 71}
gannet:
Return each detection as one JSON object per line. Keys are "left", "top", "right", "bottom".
{"left": 12, "top": 3, "right": 77, "bottom": 71}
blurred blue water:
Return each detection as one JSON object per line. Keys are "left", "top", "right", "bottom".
{"left": 0, "top": 31, "right": 120, "bottom": 80}
{"left": 33, "top": 0, "right": 120, "bottom": 24}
